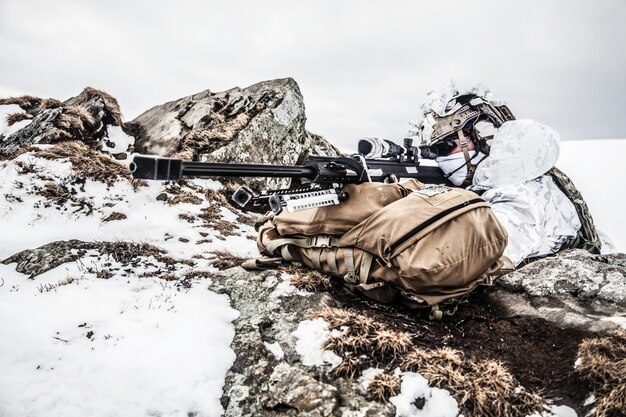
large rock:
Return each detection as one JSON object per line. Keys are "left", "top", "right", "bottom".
{"left": 208, "top": 267, "right": 393, "bottom": 417}
{"left": 491, "top": 249, "right": 626, "bottom": 332}
{"left": 0, "top": 88, "right": 123, "bottom": 157}
{"left": 125, "top": 78, "right": 341, "bottom": 190}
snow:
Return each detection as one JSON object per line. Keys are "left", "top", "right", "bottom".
{"left": 0, "top": 261, "right": 238, "bottom": 417}
{"left": 528, "top": 405, "right": 579, "bottom": 417}
{"left": 0, "top": 152, "right": 257, "bottom": 260}
{"left": 101, "top": 125, "right": 134, "bottom": 156}
{"left": 0, "top": 125, "right": 260, "bottom": 416}
{"left": 389, "top": 372, "right": 459, "bottom": 417}
{"left": 291, "top": 318, "right": 343, "bottom": 369}
{"left": 0, "top": 104, "right": 32, "bottom": 138}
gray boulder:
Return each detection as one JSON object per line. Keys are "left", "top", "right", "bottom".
{"left": 492, "top": 249, "right": 626, "bottom": 332}
{"left": 125, "top": 78, "right": 341, "bottom": 190}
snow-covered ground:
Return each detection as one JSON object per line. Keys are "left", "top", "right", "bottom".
{"left": 0, "top": 109, "right": 623, "bottom": 417}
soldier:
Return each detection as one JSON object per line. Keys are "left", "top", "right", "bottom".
{"left": 415, "top": 90, "right": 601, "bottom": 265}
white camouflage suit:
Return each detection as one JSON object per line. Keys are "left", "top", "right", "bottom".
{"left": 468, "top": 119, "right": 580, "bottom": 266}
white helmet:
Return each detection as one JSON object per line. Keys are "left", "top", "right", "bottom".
{"left": 417, "top": 93, "right": 516, "bottom": 159}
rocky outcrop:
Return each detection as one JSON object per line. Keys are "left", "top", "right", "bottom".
{"left": 125, "top": 78, "right": 340, "bottom": 190}
{"left": 491, "top": 249, "right": 626, "bottom": 332}
{"left": 209, "top": 267, "right": 393, "bottom": 417}
{"left": 0, "top": 88, "right": 123, "bottom": 157}
{"left": 6, "top": 238, "right": 625, "bottom": 416}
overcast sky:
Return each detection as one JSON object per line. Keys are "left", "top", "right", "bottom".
{"left": 1, "top": 0, "right": 625, "bottom": 150}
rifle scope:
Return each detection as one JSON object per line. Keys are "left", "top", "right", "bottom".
{"left": 358, "top": 138, "right": 419, "bottom": 163}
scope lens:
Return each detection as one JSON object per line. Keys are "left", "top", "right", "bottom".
{"left": 357, "top": 139, "right": 374, "bottom": 156}
{"left": 358, "top": 138, "right": 406, "bottom": 159}
{"left": 357, "top": 138, "right": 389, "bottom": 158}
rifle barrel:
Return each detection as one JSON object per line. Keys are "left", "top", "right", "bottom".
{"left": 182, "top": 161, "right": 316, "bottom": 179}
{"left": 129, "top": 156, "right": 317, "bottom": 181}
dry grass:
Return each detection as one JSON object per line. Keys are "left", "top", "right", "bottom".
{"left": 81, "top": 87, "right": 123, "bottom": 126}
{"left": 199, "top": 189, "right": 240, "bottom": 236}
{"left": 309, "top": 306, "right": 545, "bottom": 414}
{"left": 310, "top": 307, "right": 413, "bottom": 360}
{"left": 0, "top": 95, "right": 43, "bottom": 111}
{"left": 373, "top": 329, "right": 413, "bottom": 356}
{"left": 55, "top": 105, "right": 96, "bottom": 140}
{"left": 173, "top": 111, "right": 250, "bottom": 159}
{"left": 330, "top": 355, "right": 363, "bottom": 380}
{"left": 404, "top": 347, "right": 465, "bottom": 391}
{"left": 576, "top": 331, "right": 626, "bottom": 417}
{"left": 41, "top": 98, "right": 62, "bottom": 109}
{"left": 463, "top": 360, "right": 517, "bottom": 417}
{"left": 32, "top": 141, "right": 132, "bottom": 187}
{"left": 209, "top": 250, "right": 246, "bottom": 270}
{"left": 367, "top": 372, "right": 401, "bottom": 402}
{"left": 102, "top": 212, "right": 127, "bottom": 222}
{"left": 403, "top": 346, "right": 545, "bottom": 417}
{"left": 37, "top": 277, "right": 76, "bottom": 293}
{"left": 14, "top": 159, "right": 40, "bottom": 175}
{"left": 280, "top": 264, "right": 334, "bottom": 292}
{"left": 96, "top": 241, "right": 194, "bottom": 268}
{"left": 178, "top": 213, "right": 197, "bottom": 223}
{"left": 183, "top": 270, "right": 213, "bottom": 280}
{"left": 6, "top": 112, "right": 31, "bottom": 126}
{"left": 36, "top": 181, "right": 72, "bottom": 205}
{"left": 168, "top": 191, "right": 203, "bottom": 205}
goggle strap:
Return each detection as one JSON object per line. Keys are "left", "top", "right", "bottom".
{"left": 458, "top": 130, "right": 472, "bottom": 165}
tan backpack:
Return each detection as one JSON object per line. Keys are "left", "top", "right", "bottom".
{"left": 249, "top": 180, "right": 512, "bottom": 316}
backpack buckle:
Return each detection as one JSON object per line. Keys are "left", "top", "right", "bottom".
{"left": 343, "top": 272, "right": 359, "bottom": 284}
{"left": 311, "top": 236, "right": 334, "bottom": 248}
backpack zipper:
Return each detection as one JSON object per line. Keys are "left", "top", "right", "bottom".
{"left": 386, "top": 198, "right": 484, "bottom": 254}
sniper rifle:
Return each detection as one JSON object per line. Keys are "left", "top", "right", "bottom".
{"left": 129, "top": 138, "right": 448, "bottom": 214}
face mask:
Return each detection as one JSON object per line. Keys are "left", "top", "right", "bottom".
{"left": 436, "top": 152, "right": 487, "bottom": 186}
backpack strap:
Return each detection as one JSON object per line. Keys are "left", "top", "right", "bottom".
{"left": 265, "top": 235, "right": 339, "bottom": 255}
{"left": 241, "top": 257, "right": 284, "bottom": 270}
{"left": 327, "top": 248, "right": 339, "bottom": 275}
{"left": 547, "top": 167, "right": 602, "bottom": 253}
